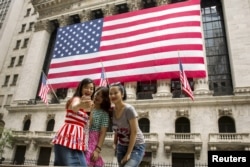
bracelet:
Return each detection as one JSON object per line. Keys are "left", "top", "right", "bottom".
{"left": 95, "top": 149, "right": 101, "bottom": 153}
{"left": 96, "top": 145, "right": 102, "bottom": 151}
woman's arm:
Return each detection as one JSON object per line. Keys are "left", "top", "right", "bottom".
{"left": 91, "top": 126, "right": 108, "bottom": 161}
{"left": 121, "top": 117, "right": 138, "bottom": 164}
{"left": 70, "top": 96, "right": 93, "bottom": 112}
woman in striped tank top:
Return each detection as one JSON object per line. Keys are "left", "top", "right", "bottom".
{"left": 53, "top": 78, "right": 95, "bottom": 166}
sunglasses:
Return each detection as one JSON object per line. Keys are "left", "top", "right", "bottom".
{"left": 109, "top": 82, "right": 121, "bottom": 86}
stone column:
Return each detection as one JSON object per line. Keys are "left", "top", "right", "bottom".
{"left": 127, "top": 0, "right": 142, "bottom": 11}
{"left": 58, "top": 15, "right": 73, "bottom": 27}
{"left": 124, "top": 82, "right": 137, "bottom": 100}
{"left": 156, "top": 0, "right": 170, "bottom": 6}
{"left": 79, "top": 10, "right": 91, "bottom": 22}
{"left": 153, "top": 79, "right": 172, "bottom": 99}
{"left": 103, "top": 4, "right": 116, "bottom": 16}
{"left": 193, "top": 78, "right": 213, "bottom": 96}
{"left": 13, "top": 20, "right": 54, "bottom": 102}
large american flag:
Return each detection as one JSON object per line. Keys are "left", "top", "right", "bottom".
{"left": 48, "top": 0, "right": 206, "bottom": 89}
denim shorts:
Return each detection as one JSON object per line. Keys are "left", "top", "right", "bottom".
{"left": 116, "top": 143, "right": 145, "bottom": 167}
{"left": 54, "top": 144, "right": 87, "bottom": 166}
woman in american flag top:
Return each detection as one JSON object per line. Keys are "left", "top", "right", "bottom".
{"left": 52, "top": 78, "right": 95, "bottom": 166}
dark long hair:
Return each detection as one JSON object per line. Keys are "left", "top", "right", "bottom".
{"left": 95, "top": 86, "right": 111, "bottom": 112}
{"left": 66, "top": 78, "right": 95, "bottom": 109}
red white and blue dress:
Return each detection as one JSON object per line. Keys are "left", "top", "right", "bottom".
{"left": 52, "top": 108, "right": 89, "bottom": 151}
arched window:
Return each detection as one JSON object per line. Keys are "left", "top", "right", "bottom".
{"left": 139, "top": 118, "right": 150, "bottom": 133}
{"left": 23, "top": 119, "right": 30, "bottom": 131}
{"left": 218, "top": 116, "right": 235, "bottom": 133}
{"left": 46, "top": 119, "right": 55, "bottom": 131}
{"left": 175, "top": 117, "right": 190, "bottom": 133}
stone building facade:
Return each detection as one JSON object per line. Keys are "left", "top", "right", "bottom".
{"left": 0, "top": 0, "right": 250, "bottom": 166}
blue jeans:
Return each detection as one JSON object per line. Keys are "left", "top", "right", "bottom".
{"left": 54, "top": 144, "right": 87, "bottom": 166}
{"left": 116, "top": 144, "right": 145, "bottom": 167}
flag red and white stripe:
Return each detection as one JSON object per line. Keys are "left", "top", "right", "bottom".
{"left": 48, "top": 0, "right": 206, "bottom": 89}
{"left": 39, "top": 73, "right": 50, "bottom": 105}
{"left": 99, "top": 66, "right": 108, "bottom": 87}
{"left": 179, "top": 59, "right": 194, "bottom": 100}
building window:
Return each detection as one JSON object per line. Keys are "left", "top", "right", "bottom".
{"left": 22, "top": 38, "right": 29, "bottom": 48}
{"left": 24, "top": 8, "right": 31, "bottom": 17}
{"left": 115, "top": 3, "right": 129, "bottom": 14}
{"left": 0, "top": 95, "right": 4, "bottom": 107}
{"left": 218, "top": 116, "right": 236, "bottom": 133}
{"left": 8, "top": 57, "right": 16, "bottom": 67}
{"left": 46, "top": 119, "right": 55, "bottom": 131}
{"left": 139, "top": 118, "right": 150, "bottom": 133}
{"left": 91, "top": 9, "right": 104, "bottom": 20}
{"left": 137, "top": 81, "right": 157, "bottom": 100}
{"left": 11, "top": 74, "right": 18, "bottom": 86}
{"left": 201, "top": 0, "right": 233, "bottom": 96}
{"left": 142, "top": 0, "right": 156, "bottom": 9}
{"left": 172, "top": 153, "right": 194, "bottom": 167}
{"left": 19, "top": 24, "right": 26, "bottom": 33}
{"left": 27, "top": 22, "right": 34, "bottom": 31}
{"left": 16, "top": 55, "right": 24, "bottom": 66}
{"left": 175, "top": 117, "right": 190, "bottom": 133}
{"left": 2, "top": 75, "right": 10, "bottom": 87}
{"left": 14, "top": 40, "right": 21, "bottom": 50}
{"left": 171, "top": 79, "right": 194, "bottom": 98}
{"left": 23, "top": 119, "right": 31, "bottom": 131}
{"left": 5, "top": 94, "right": 12, "bottom": 106}
{"left": 37, "top": 147, "right": 52, "bottom": 166}
{"left": 13, "top": 146, "right": 26, "bottom": 165}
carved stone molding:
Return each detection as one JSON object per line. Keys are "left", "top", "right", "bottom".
{"left": 127, "top": 0, "right": 142, "bottom": 11}
{"left": 34, "top": 20, "right": 55, "bottom": 33}
{"left": 218, "top": 108, "right": 232, "bottom": 116}
{"left": 234, "top": 87, "right": 250, "bottom": 96}
{"left": 47, "top": 114, "right": 55, "bottom": 120}
{"left": 58, "top": 15, "right": 74, "bottom": 27}
{"left": 176, "top": 109, "right": 189, "bottom": 117}
{"left": 156, "top": 0, "right": 170, "bottom": 6}
{"left": 79, "top": 10, "right": 92, "bottom": 22}
{"left": 24, "top": 114, "right": 31, "bottom": 122}
{"left": 137, "top": 111, "right": 149, "bottom": 118}
{"left": 32, "top": 0, "right": 79, "bottom": 19}
{"left": 103, "top": 4, "right": 116, "bottom": 16}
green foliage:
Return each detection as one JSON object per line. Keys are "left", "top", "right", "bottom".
{"left": 0, "top": 128, "right": 13, "bottom": 158}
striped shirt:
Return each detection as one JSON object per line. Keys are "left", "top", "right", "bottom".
{"left": 52, "top": 109, "right": 89, "bottom": 151}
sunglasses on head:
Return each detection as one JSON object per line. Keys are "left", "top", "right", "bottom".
{"left": 109, "top": 82, "right": 121, "bottom": 86}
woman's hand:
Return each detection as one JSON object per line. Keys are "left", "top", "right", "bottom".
{"left": 121, "top": 153, "right": 131, "bottom": 164}
{"left": 80, "top": 95, "right": 93, "bottom": 111}
{"left": 91, "top": 150, "right": 100, "bottom": 162}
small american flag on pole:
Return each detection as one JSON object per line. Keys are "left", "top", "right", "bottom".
{"left": 179, "top": 58, "right": 194, "bottom": 100}
{"left": 99, "top": 66, "right": 108, "bottom": 87}
{"left": 39, "top": 73, "right": 50, "bottom": 105}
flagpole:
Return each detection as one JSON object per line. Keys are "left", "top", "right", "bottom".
{"left": 100, "top": 61, "right": 109, "bottom": 85}
{"left": 178, "top": 51, "right": 183, "bottom": 97}
{"left": 41, "top": 71, "right": 60, "bottom": 103}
